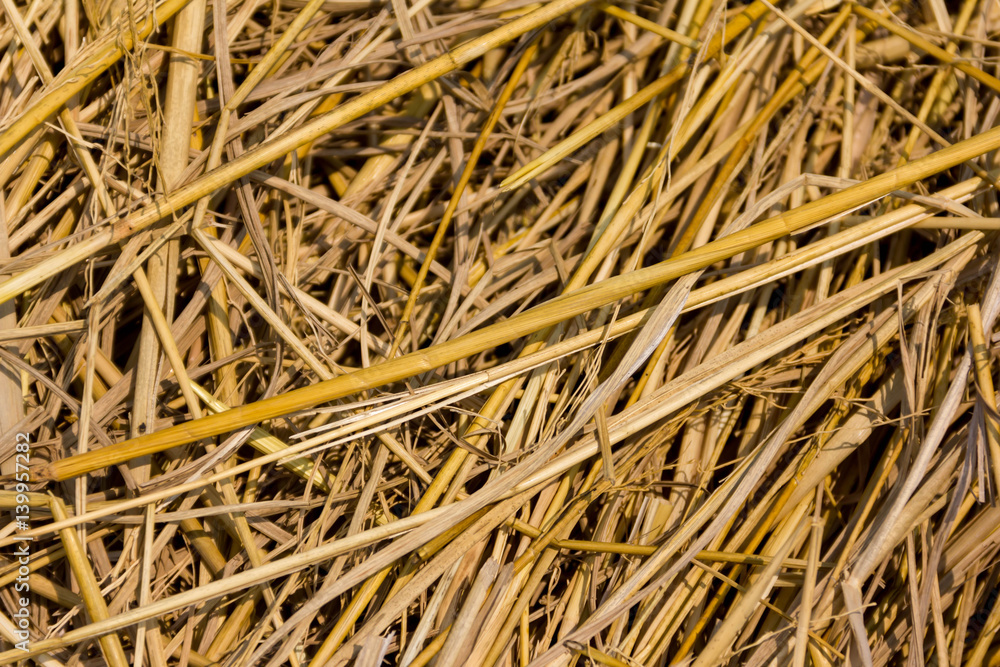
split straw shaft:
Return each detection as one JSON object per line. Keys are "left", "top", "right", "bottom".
{"left": 41, "top": 122, "right": 1000, "bottom": 480}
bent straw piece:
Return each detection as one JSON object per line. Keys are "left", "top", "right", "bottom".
{"left": 0, "top": 0, "right": 595, "bottom": 310}
{"left": 0, "top": 0, "right": 194, "bottom": 158}
{"left": 37, "top": 123, "right": 1000, "bottom": 481}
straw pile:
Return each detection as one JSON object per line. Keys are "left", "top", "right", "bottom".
{"left": 3, "top": 0, "right": 1000, "bottom": 664}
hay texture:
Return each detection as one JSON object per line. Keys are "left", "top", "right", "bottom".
{"left": 2, "top": 0, "right": 1000, "bottom": 665}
